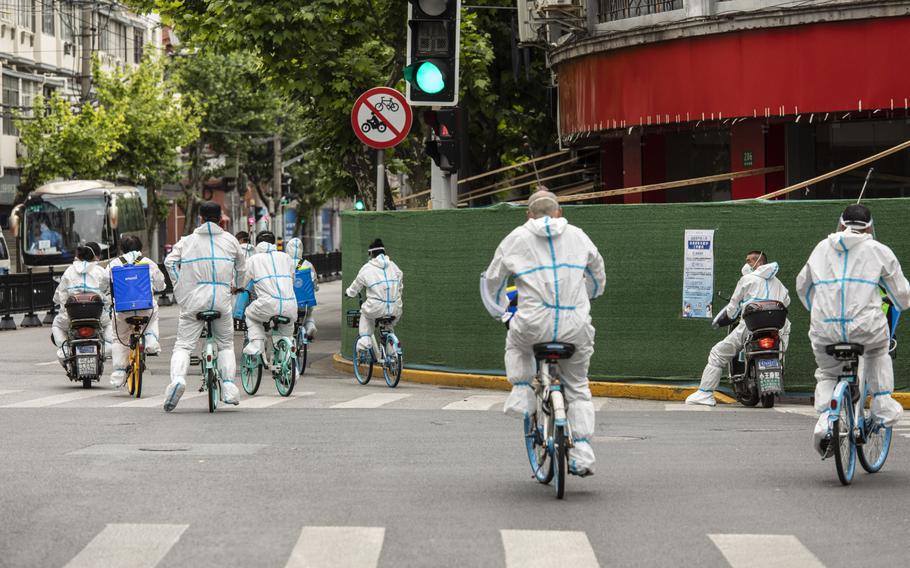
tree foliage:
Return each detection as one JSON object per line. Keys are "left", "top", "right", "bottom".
{"left": 128, "top": 0, "right": 556, "bottom": 206}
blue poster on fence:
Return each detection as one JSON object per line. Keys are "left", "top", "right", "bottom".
{"left": 682, "top": 229, "right": 715, "bottom": 319}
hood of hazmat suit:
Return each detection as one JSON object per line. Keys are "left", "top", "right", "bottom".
{"left": 164, "top": 222, "right": 247, "bottom": 316}
{"left": 345, "top": 254, "right": 403, "bottom": 320}
{"left": 797, "top": 230, "right": 910, "bottom": 345}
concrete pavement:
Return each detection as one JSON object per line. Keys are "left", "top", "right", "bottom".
{"left": 1, "top": 281, "right": 909, "bottom": 567}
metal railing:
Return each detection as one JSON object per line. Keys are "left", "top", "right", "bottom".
{"left": 598, "top": 0, "right": 683, "bottom": 22}
{"left": 0, "top": 253, "right": 342, "bottom": 329}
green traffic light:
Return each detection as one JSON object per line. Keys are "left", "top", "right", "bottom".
{"left": 354, "top": 199, "right": 365, "bottom": 211}
{"left": 415, "top": 62, "right": 445, "bottom": 94}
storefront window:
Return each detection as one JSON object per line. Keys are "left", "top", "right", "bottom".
{"left": 664, "top": 129, "right": 732, "bottom": 202}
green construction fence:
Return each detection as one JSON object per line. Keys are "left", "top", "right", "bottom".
{"left": 340, "top": 198, "right": 910, "bottom": 392}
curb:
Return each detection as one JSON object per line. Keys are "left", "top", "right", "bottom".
{"left": 331, "top": 353, "right": 738, "bottom": 404}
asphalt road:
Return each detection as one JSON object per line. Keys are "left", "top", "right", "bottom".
{"left": 1, "top": 280, "right": 909, "bottom": 567}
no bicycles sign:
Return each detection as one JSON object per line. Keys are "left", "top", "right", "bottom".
{"left": 351, "top": 87, "right": 413, "bottom": 149}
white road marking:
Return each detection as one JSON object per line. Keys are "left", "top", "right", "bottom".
{"left": 442, "top": 394, "right": 508, "bottom": 411}
{"left": 162, "top": 335, "right": 177, "bottom": 340}
{"left": 241, "top": 392, "right": 314, "bottom": 409}
{"left": 708, "top": 534, "right": 826, "bottom": 568}
{"left": 1, "top": 390, "right": 111, "bottom": 408}
{"left": 111, "top": 392, "right": 204, "bottom": 408}
{"left": 331, "top": 393, "right": 410, "bottom": 409}
{"left": 64, "top": 523, "right": 187, "bottom": 568}
{"left": 0, "top": 389, "right": 21, "bottom": 397}
{"left": 665, "top": 403, "right": 712, "bottom": 411}
{"left": 592, "top": 398, "right": 609, "bottom": 411}
{"left": 501, "top": 530, "right": 599, "bottom": 568}
{"left": 285, "top": 526, "right": 385, "bottom": 568}
{"left": 35, "top": 361, "right": 61, "bottom": 367}
{"left": 774, "top": 406, "right": 818, "bottom": 417}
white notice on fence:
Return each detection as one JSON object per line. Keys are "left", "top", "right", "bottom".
{"left": 682, "top": 229, "right": 715, "bottom": 319}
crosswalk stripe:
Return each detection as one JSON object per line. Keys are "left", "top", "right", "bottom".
{"left": 64, "top": 523, "right": 187, "bottom": 568}
{"left": 35, "top": 361, "right": 61, "bottom": 367}
{"left": 501, "top": 530, "right": 599, "bottom": 568}
{"left": 708, "top": 534, "right": 825, "bottom": 568}
{"left": 285, "top": 526, "right": 385, "bottom": 568}
{"left": 665, "top": 403, "right": 711, "bottom": 411}
{"left": 241, "top": 392, "right": 315, "bottom": 409}
{"left": 331, "top": 393, "right": 410, "bottom": 409}
{"left": 442, "top": 394, "right": 508, "bottom": 411}
{"left": 1, "top": 390, "right": 111, "bottom": 408}
{"left": 112, "top": 392, "right": 205, "bottom": 408}
{"left": 0, "top": 389, "right": 21, "bottom": 397}
{"left": 592, "top": 398, "right": 609, "bottom": 411}
{"left": 774, "top": 406, "right": 818, "bottom": 417}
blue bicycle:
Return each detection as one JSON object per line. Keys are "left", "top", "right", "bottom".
{"left": 824, "top": 343, "right": 893, "bottom": 485}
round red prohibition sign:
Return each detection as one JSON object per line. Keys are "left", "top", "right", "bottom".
{"left": 351, "top": 87, "right": 412, "bottom": 149}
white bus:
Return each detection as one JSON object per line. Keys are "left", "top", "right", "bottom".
{"left": 10, "top": 181, "right": 146, "bottom": 270}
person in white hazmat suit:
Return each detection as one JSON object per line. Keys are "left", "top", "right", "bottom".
{"left": 480, "top": 189, "right": 606, "bottom": 477}
{"left": 796, "top": 204, "right": 910, "bottom": 456}
{"left": 51, "top": 242, "right": 113, "bottom": 363}
{"left": 686, "top": 251, "right": 791, "bottom": 406}
{"left": 163, "top": 202, "right": 247, "bottom": 411}
{"left": 285, "top": 237, "right": 319, "bottom": 340}
{"left": 345, "top": 239, "right": 403, "bottom": 352}
{"left": 241, "top": 231, "right": 298, "bottom": 356}
{"left": 107, "top": 236, "right": 167, "bottom": 388}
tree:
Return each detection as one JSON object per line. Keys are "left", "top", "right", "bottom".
{"left": 15, "top": 94, "right": 126, "bottom": 202}
{"left": 93, "top": 55, "right": 201, "bottom": 245}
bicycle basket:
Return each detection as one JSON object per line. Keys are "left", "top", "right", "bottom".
{"left": 346, "top": 309, "right": 361, "bottom": 328}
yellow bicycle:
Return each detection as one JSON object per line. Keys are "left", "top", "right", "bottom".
{"left": 124, "top": 316, "right": 150, "bottom": 398}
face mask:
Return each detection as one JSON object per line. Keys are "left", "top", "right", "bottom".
{"left": 40, "top": 223, "right": 48, "bottom": 232}
{"left": 741, "top": 263, "right": 753, "bottom": 276}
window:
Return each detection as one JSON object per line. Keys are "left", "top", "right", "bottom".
{"left": 2, "top": 76, "right": 20, "bottom": 136}
{"left": 116, "top": 21, "right": 127, "bottom": 60}
{"left": 60, "top": 0, "right": 76, "bottom": 44}
{"left": 133, "top": 27, "right": 144, "bottom": 64}
{"left": 0, "top": 1, "right": 13, "bottom": 23}
{"left": 17, "top": 0, "right": 35, "bottom": 31}
{"left": 598, "top": 0, "right": 683, "bottom": 23}
{"left": 20, "top": 80, "right": 36, "bottom": 116}
{"left": 41, "top": 0, "right": 53, "bottom": 36}
{"left": 98, "top": 13, "right": 109, "bottom": 53}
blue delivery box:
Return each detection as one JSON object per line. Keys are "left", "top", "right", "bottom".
{"left": 294, "top": 267, "right": 317, "bottom": 308}
{"left": 111, "top": 263, "right": 153, "bottom": 312}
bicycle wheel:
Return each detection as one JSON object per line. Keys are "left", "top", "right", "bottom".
{"left": 858, "top": 409, "right": 892, "bottom": 473}
{"left": 296, "top": 327, "right": 309, "bottom": 376}
{"left": 134, "top": 350, "right": 144, "bottom": 399}
{"left": 207, "top": 369, "right": 219, "bottom": 413}
{"left": 832, "top": 391, "right": 856, "bottom": 485}
{"left": 127, "top": 349, "right": 137, "bottom": 396}
{"left": 353, "top": 340, "right": 373, "bottom": 385}
{"left": 240, "top": 353, "right": 262, "bottom": 395}
{"left": 274, "top": 340, "right": 297, "bottom": 397}
{"left": 524, "top": 413, "right": 553, "bottom": 484}
{"left": 554, "top": 423, "right": 568, "bottom": 499}
{"left": 383, "top": 336, "right": 402, "bottom": 388}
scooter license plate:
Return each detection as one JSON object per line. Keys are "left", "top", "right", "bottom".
{"left": 76, "top": 345, "right": 97, "bottom": 355}
{"left": 757, "top": 358, "right": 781, "bottom": 370}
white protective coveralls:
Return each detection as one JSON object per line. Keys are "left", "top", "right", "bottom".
{"left": 232, "top": 241, "right": 258, "bottom": 317}
{"left": 796, "top": 229, "right": 910, "bottom": 455}
{"left": 480, "top": 216, "right": 606, "bottom": 475}
{"left": 345, "top": 254, "right": 403, "bottom": 351}
{"left": 285, "top": 237, "right": 319, "bottom": 339}
{"left": 52, "top": 260, "right": 113, "bottom": 362}
{"left": 107, "top": 252, "right": 167, "bottom": 387}
{"left": 241, "top": 242, "right": 298, "bottom": 355}
{"left": 686, "top": 262, "right": 791, "bottom": 406}
{"left": 164, "top": 222, "right": 247, "bottom": 409}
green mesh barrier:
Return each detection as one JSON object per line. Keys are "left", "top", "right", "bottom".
{"left": 341, "top": 198, "right": 910, "bottom": 392}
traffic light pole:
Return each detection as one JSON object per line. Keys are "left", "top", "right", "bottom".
{"left": 376, "top": 150, "right": 385, "bottom": 212}
{"left": 430, "top": 162, "right": 457, "bottom": 209}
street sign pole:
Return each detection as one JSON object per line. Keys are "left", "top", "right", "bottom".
{"left": 376, "top": 150, "right": 385, "bottom": 212}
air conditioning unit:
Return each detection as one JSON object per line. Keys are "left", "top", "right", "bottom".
{"left": 537, "top": 0, "right": 576, "bottom": 8}
{"left": 517, "top": 0, "right": 540, "bottom": 44}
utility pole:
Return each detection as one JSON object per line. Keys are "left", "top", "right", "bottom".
{"left": 80, "top": 2, "right": 93, "bottom": 101}
{"left": 272, "top": 133, "right": 282, "bottom": 237}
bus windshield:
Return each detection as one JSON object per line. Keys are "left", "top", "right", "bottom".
{"left": 23, "top": 196, "right": 108, "bottom": 261}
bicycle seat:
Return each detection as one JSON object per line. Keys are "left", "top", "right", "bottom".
{"left": 270, "top": 315, "right": 291, "bottom": 325}
{"left": 533, "top": 342, "right": 576, "bottom": 361}
{"left": 376, "top": 316, "right": 396, "bottom": 326}
{"left": 196, "top": 310, "right": 222, "bottom": 322}
{"left": 825, "top": 343, "right": 865, "bottom": 360}
{"left": 126, "top": 316, "right": 150, "bottom": 326}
